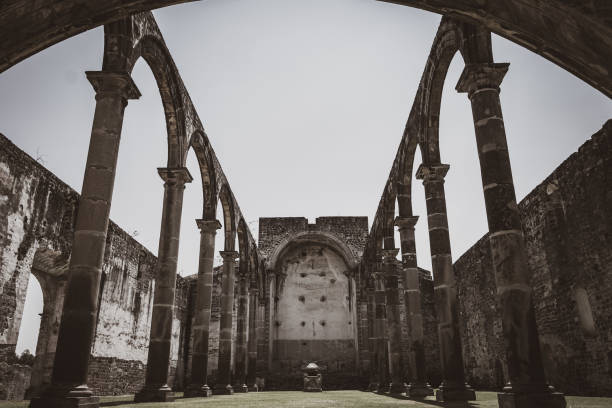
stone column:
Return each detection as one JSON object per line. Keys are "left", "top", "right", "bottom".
{"left": 366, "top": 285, "right": 378, "bottom": 391}
{"left": 185, "top": 219, "right": 221, "bottom": 398}
{"left": 382, "top": 249, "right": 406, "bottom": 395}
{"left": 373, "top": 271, "right": 389, "bottom": 393}
{"left": 233, "top": 274, "right": 249, "bottom": 393}
{"left": 395, "top": 216, "right": 433, "bottom": 398}
{"left": 30, "top": 71, "right": 140, "bottom": 408}
{"left": 135, "top": 167, "right": 192, "bottom": 403}
{"left": 457, "top": 62, "right": 566, "bottom": 408}
{"left": 255, "top": 296, "right": 267, "bottom": 387}
{"left": 246, "top": 284, "right": 259, "bottom": 391}
{"left": 416, "top": 164, "right": 475, "bottom": 402}
{"left": 215, "top": 250, "right": 239, "bottom": 395}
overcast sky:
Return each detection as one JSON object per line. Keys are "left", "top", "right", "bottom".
{"left": 2, "top": 0, "right": 609, "bottom": 354}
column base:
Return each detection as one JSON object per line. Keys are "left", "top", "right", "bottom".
{"left": 233, "top": 384, "right": 248, "bottom": 393}
{"left": 134, "top": 384, "right": 175, "bottom": 403}
{"left": 183, "top": 384, "right": 212, "bottom": 398}
{"left": 248, "top": 384, "right": 259, "bottom": 392}
{"left": 498, "top": 391, "right": 566, "bottom": 408}
{"left": 213, "top": 384, "right": 234, "bottom": 395}
{"left": 367, "top": 382, "right": 379, "bottom": 392}
{"left": 30, "top": 384, "right": 100, "bottom": 408}
{"left": 388, "top": 382, "right": 407, "bottom": 395}
{"left": 435, "top": 386, "right": 476, "bottom": 401}
{"left": 407, "top": 382, "right": 434, "bottom": 398}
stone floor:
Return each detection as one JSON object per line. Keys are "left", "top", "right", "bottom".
{"left": 2, "top": 391, "right": 612, "bottom": 408}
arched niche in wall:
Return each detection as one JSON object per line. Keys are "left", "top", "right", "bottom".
{"left": 267, "top": 232, "right": 359, "bottom": 379}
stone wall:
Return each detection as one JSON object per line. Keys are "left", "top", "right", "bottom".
{"left": 0, "top": 133, "right": 192, "bottom": 398}
{"left": 259, "top": 217, "right": 368, "bottom": 390}
{"left": 454, "top": 121, "right": 612, "bottom": 396}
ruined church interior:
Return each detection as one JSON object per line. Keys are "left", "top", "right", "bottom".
{"left": 0, "top": 1, "right": 611, "bottom": 408}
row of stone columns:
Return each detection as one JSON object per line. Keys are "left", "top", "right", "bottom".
{"left": 29, "top": 69, "right": 263, "bottom": 408}
{"left": 365, "top": 61, "right": 566, "bottom": 407}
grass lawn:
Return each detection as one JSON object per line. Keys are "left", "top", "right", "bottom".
{"left": 1, "top": 391, "right": 612, "bottom": 407}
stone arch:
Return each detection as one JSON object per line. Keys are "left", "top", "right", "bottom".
{"left": 102, "top": 16, "right": 187, "bottom": 168}
{"left": 267, "top": 231, "right": 359, "bottom": 272}
{"left": 22, "top": 248, "right": 69, "bottom": 397}
{"left": 2, "top": 1, "right": 609, "bottom": 97}
{"left": 417, "top": 18, "right": 493, "bottom": 167}
{"left": 189, "top": 130, "right": 217, "bottom": 220}
{"left": 237, "top": 218, "right": 249, "bottom": 276}
{"left": 217, "top": 184, "right": 236, "bottom": 251}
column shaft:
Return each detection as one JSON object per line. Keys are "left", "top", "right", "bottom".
{"left": 215, "top": 251, "right": 238, "bottom": 394}
{"left": 374, "top": 272, "right": 389, "bottom": 392}
{"left": 246, "top": 287, "right": 259, "bottom": 391}
{"left": 366, "top": 286, "right": 378, "bottom": 391}
{"left": 416, "top": 164, "right": 475, "bottom": 401}
{"left": 31, "top": 72, "right": 140, "bottom": 408}
{"left": 396, "top": 216, "right": 433, "bottom": 397}
{"left": 136, "top": 167, "right": 192, "bottom": 403}
{"left": 233, "top": 275, "right": 249, "bottom": 392}
{"left": 457, "top": 63, "right": 566, "bottom": 407}
{"left": 383, "top": 250, "right": 406, "bottom": 395}
{"left": 185, "top": 219, "right": 221, "bottom": 398}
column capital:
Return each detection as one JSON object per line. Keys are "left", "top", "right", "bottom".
{"left": 220, "top": 250, "right": 239, "bottom": 262}
{"left": 456, "top": 63, "right": 509, "bottom": 97}
{"left": 196, "top": 219, "right": 222, "bottom": 233}
{"left": 415, "top": 163, "right": 449, "bottom": 182}
{"left": 394, "top": 215, "right": 419, "bottom": 231}
{"left": 158, "top": 167, "right": 193, "bottom": 185}
{"left": 86, "top": 71, "right": 141, "bottom": 101}
{"left": 382, "top": 249, "right": 399, "bottom": 263}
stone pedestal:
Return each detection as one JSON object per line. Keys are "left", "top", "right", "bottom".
{"left": 303, "top": 363, "right": 323, "bottom": 392}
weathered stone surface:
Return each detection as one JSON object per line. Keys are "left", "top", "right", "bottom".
{"left": 455, "top": 122, "right": 612, "bottom": 396}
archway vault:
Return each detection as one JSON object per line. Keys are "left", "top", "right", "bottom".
{"left": 1, "top": 0, "right": 610, "bottom": 97}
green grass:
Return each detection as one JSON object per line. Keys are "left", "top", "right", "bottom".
{"left": 2, "top": 391, "right": 612, "bottom": 407}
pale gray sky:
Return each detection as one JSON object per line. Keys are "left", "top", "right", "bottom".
{"left": 2, "top": 0, "right": 609, "bottom": 354}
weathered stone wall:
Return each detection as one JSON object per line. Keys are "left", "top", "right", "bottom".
{"left": 454, "top": 121, "right": 612, "bottom": 396}
{"left": 0, "top": 133, "right": 192, "bottom": 398}
{"left": 259, "top": 217, "right": 368, "bottom": 390}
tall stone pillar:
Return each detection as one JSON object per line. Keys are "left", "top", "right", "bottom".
{"left": 135, "top": 167, "right": 193, "bottom": 403}
{"left": 185, "top": 219, "right": 222, "bottom": 398}
{"left": 416, "top": 164, "right": 475, "bottom": 402}
{"left": 233, "top": 274, "right": 249, "bottom": 393}
{"left": 255, "top": 296, "right": 267, "bottom": 387}
{"left": 382, "top": 249, "right": 406, "bottom": 395}
{"left": 366, "top": 284, "right": 378, "bottom": 391}
{"left": 215, "top": 250, "right": 239, "bottom": 395}
{"left": 373, "top": 271, "right": 389, "bottom": 393}
{"left": 457, "top": 62, "right": 566, "bottom": 408}
{"left": 30, "top": 71, "right": 140, "bottom": 408}
{"left": 395, "top": 216, "right": 433, "bottom": 398}
{"left": 246, "top": 284, "right": 259, "bottom": 391}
